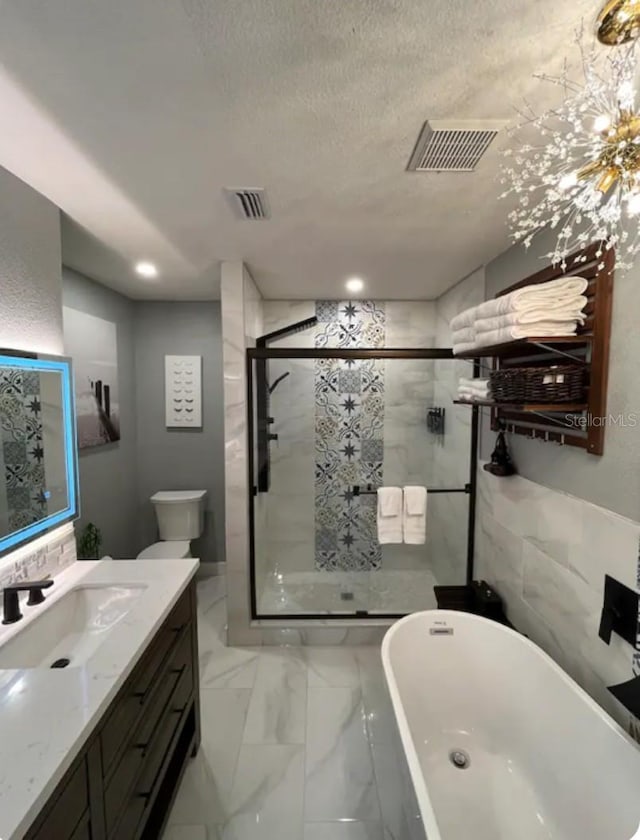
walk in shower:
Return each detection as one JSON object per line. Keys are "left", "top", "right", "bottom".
{"left": 247, "top": 303, "right": 479, "bottom": 619}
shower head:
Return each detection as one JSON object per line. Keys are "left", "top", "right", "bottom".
{"left": 257, "top": 316, "right": 318, "bottom": 347}
{"left": 269, "top": 371, "right": 290, "bottom": 394}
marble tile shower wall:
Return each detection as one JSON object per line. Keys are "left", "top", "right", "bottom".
{"left": 429, "top": 267, "right": 485, "bottom": 585}
{"left": 261, "top": 302, "right": 316, "bottom": 581}
{"left": 476, "top": 466, "right": 640, "bottom": 728}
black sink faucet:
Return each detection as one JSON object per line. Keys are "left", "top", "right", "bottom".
{"left": 2, "top": 580, "right": 54, "bottom": 625}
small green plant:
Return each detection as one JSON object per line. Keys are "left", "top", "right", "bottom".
{"left": 77, "top": 522, "right": 102, "bottom": 560}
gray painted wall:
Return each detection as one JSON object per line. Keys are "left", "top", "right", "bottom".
{"left": 482, "top": 229, "right": 640, "bottom": 521}
{"left": 0, "top": 167, "right": 63, "bottom": 357}
{"left": 0, "top": 166, "right": 76, "bottom": 574}
{"left": 134, "top": 302, "right": 225, "bottom": 564}
{"left": 62, "top": 267, "right": 138, "bottom": 558}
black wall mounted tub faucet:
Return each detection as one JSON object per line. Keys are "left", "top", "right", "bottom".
{"left": 598, "top": 575, "right": 639, "bottom": 646}
{"left": 2, "top": 579, "right": 54, "bottom": 625}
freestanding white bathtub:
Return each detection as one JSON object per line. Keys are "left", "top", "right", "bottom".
{"left": 382, "top": 610, "right": 640, "bottom": 840}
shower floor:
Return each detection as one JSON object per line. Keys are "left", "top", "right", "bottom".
{"left": 257, "top": 568, "right": 438, "bottom": 616}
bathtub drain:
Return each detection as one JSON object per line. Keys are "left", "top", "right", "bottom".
{"left": 449, "top": 749, "right": 470, "bottom": 769}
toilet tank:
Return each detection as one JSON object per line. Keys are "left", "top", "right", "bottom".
{"left": 151, "top": 490, "right": 207, "bottom": 540}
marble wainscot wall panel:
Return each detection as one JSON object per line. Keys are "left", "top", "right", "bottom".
{"left": 0, "top": 522, "right": 76, "bottom": 589}
{"left": 475, "top": 465, "right": 640, "bottom": 728}
{"left": 428, "top": 267, "right": 485, "bottom": 586}
{"left": 221, "top": 263, "right": 264, "bottom": 645}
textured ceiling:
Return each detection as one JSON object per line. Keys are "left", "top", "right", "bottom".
{"left": 0, "top": 0, "right": 596, "bottom": 300}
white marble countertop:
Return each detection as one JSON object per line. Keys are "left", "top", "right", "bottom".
{"left": 0, "top": 557, "right": 199, "bottom": 840}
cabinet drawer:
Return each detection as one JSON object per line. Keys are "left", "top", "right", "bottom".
{"left": 69, "top": 813, "right": 91, "bottom": 840}
{"left": 101, "top": 591, "right": 191, "bottom": 775}
{"left": 104, "top": 634, "right": 193, "bottom": 837}
{"left": 137, "top": 666, "right": 193, "bottom": 797}
{"left": 110, "top": 793, "right": 146, "bottom": 840}
{"left": 132, "top": 591, "right": 190, "bottom": 698}
{"left": 136, "top": 628, "right": 192, "bottom": 747}
{"left": 30, "top": 760, "right": 89, "bottom": 840}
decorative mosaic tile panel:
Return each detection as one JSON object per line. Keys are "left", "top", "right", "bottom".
{"left": 0, "top": 368, "right": 46, "bottom": 531}
{"left": 314, "top": 301, "right": 385, "bottom": 571}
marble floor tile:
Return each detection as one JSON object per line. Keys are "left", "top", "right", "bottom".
{"left": 303, "top": 822, "right": 385, "bottom": 840}
{"left": 200, "top": 644, "right": 260, "bottom": 690}
{"left": 370, "top": 737, "right": 419, "bottom": 840}
{"left": 167, "top": 688, "right": 251, "bottom": 828}
{"left": 197, "top": 576, "right": 227, "bottom": 615}
{"left": 242, "top": 648, "right": 307, "bottom": 744}
{"left": 305, "top": 687, "right": 381, "bottom": 822}
{"left": 222, "top": 744, "right": 305, "bottom": 840}
{"left": 170, "top": 580, "right": 413, "bottom": 839}
{"left": 356, "top": 648, "right": 396, "bottom": 747}
{"left": 161, "top": 826, "right": 211, "bottom": 840}
{"left": 306, "top": 647, "right": 361, "bottom": 688}
{"left": 198, "top": 596, "right": 228, "bottom": 651}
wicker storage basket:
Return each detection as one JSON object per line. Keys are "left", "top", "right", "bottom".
{"left": 489, "top": 365, "right": 586, "bottom": 404}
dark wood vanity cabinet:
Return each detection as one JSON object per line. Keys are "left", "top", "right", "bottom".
{"left": 24, "top": 582, "right": 200, "bottom": 840}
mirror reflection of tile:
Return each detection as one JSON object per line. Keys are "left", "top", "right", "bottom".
{"left": 0, "top": 367, "right": 46, "bottom": 531}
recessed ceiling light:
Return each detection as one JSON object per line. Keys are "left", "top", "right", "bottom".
{"left": 345, "top": 276, "right": 364, "bottom": 293}
{"left": 135, "top": 261, "right": 158, "bottom": 279}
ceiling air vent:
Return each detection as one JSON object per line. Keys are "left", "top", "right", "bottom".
{"left": 407, "top": 120, "right": 503, "bottom": 172}
{"left": 225, "top": 187, "right": 270, "bottom": 220}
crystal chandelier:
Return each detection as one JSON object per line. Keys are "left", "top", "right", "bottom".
{"left": 501, "top": 3, "right": 640, "bottom": 271}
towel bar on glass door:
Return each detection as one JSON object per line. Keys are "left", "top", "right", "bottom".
{"left": 352, "top": 484, "right": 471, "bottom": 496}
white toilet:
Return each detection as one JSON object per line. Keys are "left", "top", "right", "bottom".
{"left": 136, "top": 490, "right": 207, "bottom": 560}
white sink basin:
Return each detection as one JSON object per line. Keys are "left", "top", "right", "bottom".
{"left": 0, "top": 585, "right": 146, "bottom": 669}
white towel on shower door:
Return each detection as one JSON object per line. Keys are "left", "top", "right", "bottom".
{"left": 403, "top": 486, "right": 427, "bottom": 545}
{"left": 377, "top": 487, "right": 403, "bottom": 544}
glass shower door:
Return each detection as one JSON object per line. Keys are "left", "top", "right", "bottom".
{"left": 249, "top": 350, "right": 473, "bottom": 619}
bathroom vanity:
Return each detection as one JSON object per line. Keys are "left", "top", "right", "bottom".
{"left": 0, "top": 558, "right": 200, "bottom": 840}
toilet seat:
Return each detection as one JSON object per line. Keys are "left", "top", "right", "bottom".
{"left": 136, "top": 540, "right": 191, "bottom": 560}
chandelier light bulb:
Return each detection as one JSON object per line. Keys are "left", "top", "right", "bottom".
{"left": 594, "top": 114, "right": 612, "bottom": 132}
{"left": 559, "top": 172, "right": 579, "bottom": 191}
{"left": 627, "top": 191, "right": 640, "bottom": 214}
{"left": 618, "top": 79, "right": 636, "bottom": 106}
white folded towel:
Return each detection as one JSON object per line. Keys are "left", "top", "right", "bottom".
{"left": 459, "top": 377, "right": 490, "bottom": 390}
{"left": 377, "top": 487, "right": 403, "bottom": 544}
{"left": 452, "top": 339, "right": 479, "bottom": 356}
{"left": 472, "top": 322, "right": 578, "bottom": 349}
{"left": 403, "top": 486, "right": 427, "bottom": 545}
{"left": 451, "top": 325, "right": 476, "bottom": 344}
{"left": 458, "top": 387, "right": 490, "bottom": 398}
{"left": 453, "top": 321, "right": 579, "bottom": 355}
{"left": 474, "top": 303, "right": 586, "bottom": 332}
{"left": 458, "top": 377, "right": 490, "bottom": 401}
{"left": 450, "top": 276, "right": 588, "bottom": 332}
{"left": 458, "top": 391, "right": 490, "bottom": 402}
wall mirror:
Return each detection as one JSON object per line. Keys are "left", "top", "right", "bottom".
{"left": 0, "top": 351, "right": 78, "bottom": 555}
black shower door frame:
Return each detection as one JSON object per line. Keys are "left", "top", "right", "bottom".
{"left": 246, "top": 347, "right": 480, "bottom": 621}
